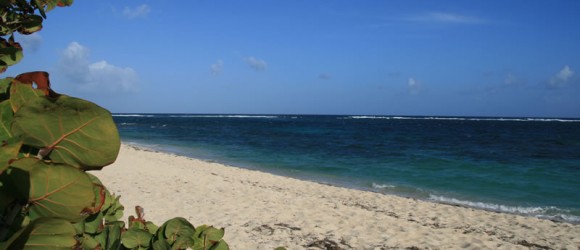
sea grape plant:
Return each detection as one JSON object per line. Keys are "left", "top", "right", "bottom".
{"left": 0, "top": 1, "right": 229, "bottom": 249}
{"left": 1, "top": 0, "right": 75, "bottom": 73}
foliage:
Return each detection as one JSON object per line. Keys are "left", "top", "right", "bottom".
{"left": 0, "top": 0, "right": 73, "bottom": 73}
{"left": 0, "top": 1, "right": 230, "bottom": 249}
{"left": 0, "top": 70, "right": 229, "bottom": 250}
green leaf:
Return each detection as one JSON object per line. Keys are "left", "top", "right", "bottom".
{"left": 202, "top": 227, "right": 225, "bottom": 243}
{"left": 93, "top": 221, "right": 124, "bottom": 250}
{"left": 17, "top": 15, "right": 44, "bottom": 35}
{"left": 9, "top": 158, "right": 96, "bottom": 222}
{"left": 25, "top": 218, "right": 78, "bottom": 249}
{"left": 0, "top": 187, "right": 17, "bottom": 225}
{"left": 83, "top": 209, "right": 104, "bottom": 234}
{"left": 86, "top": 172, "right": 124, "bottom": 222}
{"left": 71, "top": 220, "right": 85, "bottom": 235}
{"left": 172, "top": 236, "right": 194, "bottom": 250}
{"left": 193, "top": 225, "right": 208, "bottom": 238}
{"left": 104, "top": 194, "right": 124, "bottom": 222}
{"left": 0, "top": 138, "right": 21, "bottom": 174}
{"left": 104, "top": 221, "right": 124, "bottom": 250}
{"left": 0, "top": 77, "right": 12, "bottom": 101}
{"left": 0, "top": 41, "right": 23, "bottom": 69}
{"left": 9, "top": 81, "right": 45, "bottom": 113}
{"left": 121, "top": 228, "right": 152, "bottom": 249}
{"left": 93, "top": 229, "right": 107, "bottom": 249}
{"left": 193, "top": 227, "right": 226, "bottom": 250}
{"left": 129, "top": 218, "right": 148, "bottom": 231}
{"left": 151, "top": 239, "right": 171, "bottom": 250}
{"left": 0, "top": 101, "right": 13, "bottom": 140}
{"left": 0, "top": 164, "right": 29, "bottom": 201}
{"left": 12, "top": 95, "right": 121, "bottom": 170}
{"left": 1, "top": 217, "right": 78, "bottom": 250}
{"left": 81, "top": 233, "right": 101, "bottom": 249}
{"left": 160, "top": 217, "right": 195, "bottom": 244}
{"left": 0, "top": 202, "right": 27, "bottom": 243}
{"left": 0, "top": 222, "right": 26, "bottom": 249}
{"left": 209, "top": 240, "right": 230, "bottom": 250}
{"left": 86, "top": 172, "right": 110, "bottom": 208}
{"left": 146, "top": 221, "right": 159, "bottom": 234}
{"left": 34, "top": 0, "right": 48, "bottom": 18}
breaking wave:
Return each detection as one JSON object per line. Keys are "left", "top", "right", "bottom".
{"left": 344, "top": 116, "right": 580, "bottom": 123}
{"left": 371, "top": 182, "right": 396, "bottom": 189}
{"left": 429, "top": 195, "right": 580, "bottom": 223}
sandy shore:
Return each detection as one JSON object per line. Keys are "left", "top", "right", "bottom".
{"left": 90, "top": 144, "right": 580, "bottom": 249}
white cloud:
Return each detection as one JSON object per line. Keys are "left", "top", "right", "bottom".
{"left": 210, "top": 60, "right": 223, "bottom": 75}
{"left": 549, "top": 65, "right": 574, "bottom": 87}
{"left": 87, "top": 61, "right": 139, "bottom": 92}
{"left": 59, "top": 42, "right": 90, "bottom": 82}
{"left": 123, "top": 4, "right": 150, "bottom": 19}
{"left": 405, "top": 12, "right": 486, "bottom": 24}
{"left": 245, "top": 56, "right": 267, "bottom": 71}
{"left": 408, "top": 77, "right": 422, "bottom": 95}
{"left": 58, "top": 42, "right": 139, "bottom": 93}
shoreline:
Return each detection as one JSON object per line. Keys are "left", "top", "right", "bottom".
{"left": 120, "top": 142, "right": 580, "bottom": 225}
{"left": 90, "top": 144, "right": 580, "bottom": 249}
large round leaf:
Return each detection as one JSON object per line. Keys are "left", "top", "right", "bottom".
{"left": 159, "top": 217, "right": 195, "bottom": 244}
{"left": 86, "top": 172, "right": 124, "bottom": 222}
{"left": 9, "top": 80, "right": 46, "bottom": 113}
{"left": 0, "top": 138, "right": 21, "bottom": 174}
{"left": 0, "top": 77, "right": 12, "bottom": 101}
{"left": 0, "top": 100, "right": 14, "bottom": 140}
{"left": 197, "top": 226, "right": 226, "bottom": 250}
{"left": 10, "top": 158, "right": 96, "bottom": 222}
{"left": 1, "top": 100, "right": 19, "bottom": 174}
{"left": 210, "top": 240, "right": 230, "bottom": 250}
{"left": 151, "top": 240, "right": 171, "bottom": 250}
{"left": 12, "top": 95, "right": 120, "bottom": 170}
{"left": 23, "top": 218, "right": 78, "bottom": 249}
{"left": 0, "top": 217, "right": 77, "bottom": 250}
{"left": 201, "top": 227, "right": 225, "bottom": 243}
{"left": 121, "top": 228, "right": 152, "bottom": 249}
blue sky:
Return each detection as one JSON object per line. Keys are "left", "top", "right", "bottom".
{"left": 5, "top": 1, "right": 580, "bottom": 117}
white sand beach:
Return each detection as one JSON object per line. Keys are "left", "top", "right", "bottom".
{"left": 90, "top": 144, "right": 580, "bottom": 249}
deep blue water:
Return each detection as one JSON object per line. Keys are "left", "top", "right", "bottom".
{"left": 113, "top": 114, "right": 580, "bottom": 223}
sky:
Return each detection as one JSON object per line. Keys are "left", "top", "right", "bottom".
{"left": 5, "top": 1, "right": 580, "bottom": 117}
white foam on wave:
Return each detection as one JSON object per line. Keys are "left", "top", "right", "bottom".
{"left": 557, "top": 214, "right": 580, "bottom": 223}
{"left": 371, "top": 182, "right": 396, "bottom": 189}
{"left": 168, "top": 115, "right": 278, "bottom": 119}
{"left": 428, "top": 195, "right": 580, "bottom": 223}
{"left": 344, "top": 116, "right": 580, "bottom": 123}
{"left": 348, "top": 116, "right": 389, "bottom": 119}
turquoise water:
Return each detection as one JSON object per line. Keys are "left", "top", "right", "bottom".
{"left": 113, "top": 114, "right": 580, "bottom": 223}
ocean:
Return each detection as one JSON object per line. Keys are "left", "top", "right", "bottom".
{"left": 112, "top": 114, "right": 580, "bottom": 223}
